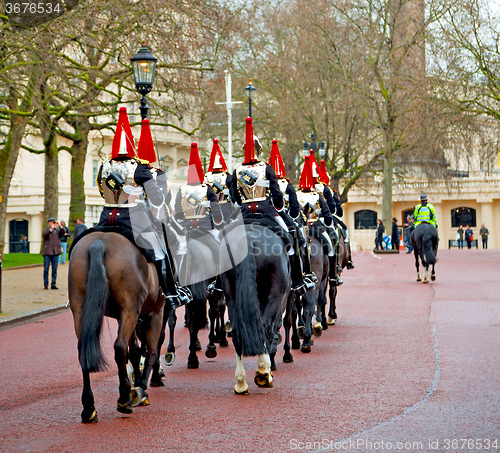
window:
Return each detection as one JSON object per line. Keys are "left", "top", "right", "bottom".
{"left": 92, "top": 160, "right": 99, "bottom": 187}
{"left": 451, "top": 207, "right": 476, "bottom": 228}
{"left": 354, "top": 209, "right": 377, "bottom": 229}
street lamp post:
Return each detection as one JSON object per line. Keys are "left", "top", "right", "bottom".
{"left": 244, "top": 79, "right": 256, "bottom": 118}
{"left": 130, "top": 44, "right": 158, "bottom": 120}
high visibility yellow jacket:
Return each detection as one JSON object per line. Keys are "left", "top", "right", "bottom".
{"left": 414, "top": 203, "right": 438, "bottom": 228}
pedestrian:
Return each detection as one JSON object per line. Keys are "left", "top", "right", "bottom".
{"left": 20, "top": 235, "right": 29, "bottom": 253}
{"left": 42, "top": 218, "right": 65, "bottom": 290}
{"left": 374, "top": 219, "right": 384, "bottom": 250}
{"left": 465, "top": 225, "right": 474, "bottom": 249}
{"left": 456, "top": 225, "right": 464, "bottom": 249}
{"left": 479, "top": 223, "right": 489, "bottom": 249}
{"left": 58, "top": 220, "right": 70, "bottom": 264}
{"left": 73, "top": 218, "right": 87, "bottom": 240}
{"left": 403, "top": 216, "right": 414, "bottom": 253}
{"left": 391, "top": 217, "right": 400, "bottom": 250}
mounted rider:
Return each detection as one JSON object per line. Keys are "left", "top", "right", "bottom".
{"left": 268, "top": 139, "right": 318, "bottom": 286}
{"left": 306, "top": 152, "right": 344, "bottom": 286}
{"left": 414, "top": 194, "right": 438, "bottom": 229}
{"left": 296, "top": 155, "right": 337, "bottom": 281}
{"left": 231, "top": 117, "right": 315, "bottom": 296}
{"left": 174, "top": 142, "right": 224, "bottom": 290}
{"left": 96, "top": 107, "right": 191, "bottom": 308}
{"left": 204, "top": 139, "right": 236, "bottom": 222}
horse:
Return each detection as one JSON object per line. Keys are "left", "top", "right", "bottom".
{"left": 283, "top": 233, "right": 328, "bottom": 361}
{"left": 68, "top": 231, "right": 165, "bottom": 423}
{"left": 325, "top": 231, "right": 350, "bottom": 326}
{"left": 411, "top": 222, "right": 438, "bottom": 283}
{"left": 220, "top": 220, "right": 291, "bottom": 394}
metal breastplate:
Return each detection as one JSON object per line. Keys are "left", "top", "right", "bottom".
{"left": 205, "top": 171, "right": 230, "bottom": 204}
{"left": 99, "top": 158, "right": 142, "bottom": 207}
{"left": 180, "top": 183, "right": 209, "bottom": 219}
{"left": 235, "top": 161, "right": 268, "bottom": 202}
{"left": 296, "top": 190, "right": 321, "bottom": 221}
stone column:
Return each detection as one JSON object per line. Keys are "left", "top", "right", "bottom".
{"left": 480, "top": 202, "right": 495, "bottom": 249}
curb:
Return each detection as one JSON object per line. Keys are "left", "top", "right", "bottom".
{"left": 0, "top": 304, "right": 67, "bottom": 329}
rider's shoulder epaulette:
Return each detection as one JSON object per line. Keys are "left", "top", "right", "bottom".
{"left": 134, "top": 157, "right": 150, "bottom": 165}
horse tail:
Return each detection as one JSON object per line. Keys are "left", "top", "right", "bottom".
{"left": 78, "top": 239, "right": 109, "bottom": 373}
{"left": 232, "top": 240, "right": 266, "bottom": 356}
{"left": 422, "top": 229, "right": 437, "bottom": 266}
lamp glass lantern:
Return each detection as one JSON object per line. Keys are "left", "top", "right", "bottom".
{"left": 318, "top": 141, "right": 326, "bottom": 158}
{"left": 302, "top": 142, "right": 309, "bottom": 158}
{"left": 131, "top": 45, "right": 158, "bottom": 96}
{"left": 244, "top": 79, "right": 256, "bottom": 117}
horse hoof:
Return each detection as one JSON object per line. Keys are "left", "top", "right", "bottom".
{"left": 130, "top": 387, "right": 144, "bottom": 407}
{"left": 276, "top": 332, "right": 282, "bottom": 345}
{"left": 416, "top": 276, "right": 422, "bottom": 282}
{"left": 234, "top": 384, "right": 249, "bottom": 395}
{"left": 187, "top": 356, "right": 199, "bottom": 369}
{"left": 310, "top": 337, "right": 314, "bottom": 345}
{"left": 313, "top": 323, "right": 322, "bottom": 337}
{"left": 327, "top": 316, "right": 336, "bottom": 325}
{"left": 164, "top": 352, "right": 175, "bottom": 366}
{"left": 117, "top": 400, "right": 133, "bottom": 414}
{"left": 271, "top": 363, "right": 277, "bottom": 372}
{"left": 195, "top": 340, "right": 202, "bottom": 351}
{"left": 423, "top": 279, "right": 429, "bottom": 284}
{"left": 283, "top": 352, "right": 294, "bottom": 363}
{"left": 81, "top": 409, "right": 98, "bottom": 424}
{"left": 300, "top": 344, "right": 311, "bottom": 353}
{"left": 431, "top": 274, "right": 436, "bottom": 281}
{"left": 150, "top": 376, "right": 165, "bottom": 387}
{"left": 254, "top": 370, "right": 274, "bottom": 388}
{"left": 205, "top": 345, "right": 217, "bottom": 359}
{"left": 297, "top": 326, "right": 305, "bottom": 339}
{"left": 219, "top": 337, "right": 229, "bottom": 347}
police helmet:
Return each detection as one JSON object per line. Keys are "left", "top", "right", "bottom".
{"left": 420, "top": 194, "right": 428, "bottom": 202}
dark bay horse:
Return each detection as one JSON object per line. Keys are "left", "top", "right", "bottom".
{"left": 283, "top": 234, "right": 328, "bottom": 361}
{"left": 326, "top": 232, "right": 349, "bottom": 326}
{"left": 68, "top": 232, "right": 165, "bottom": 423}
{"left": 220, "top": 221, "right": 291, "bottom": 394}
{"left": 411, "top": 222, "right": 438, "bottom": 283}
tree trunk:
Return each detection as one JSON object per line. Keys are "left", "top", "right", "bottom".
{"left": 382, "top": 147, "right": 394, "bottom": 233}
{"left": 43, "top": 138, "right": 59, "bottom": 224}
{"left": 68, "top": 117, "right": 91, "bottom": 232}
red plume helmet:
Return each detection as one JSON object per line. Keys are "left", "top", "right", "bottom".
{"left": 268, "top": 139, "right": 286, "bottom": 178}
{"left": 319, "top": 160, "right": 330, "bottom": 185}
{"left": 207, "top": 139, "right": 228, "bottom": 172}
{"left": 136, "top": 119, "right": 157, "bottom": 164}
{"left": 309, "top": 150, "right": 322, "bottom": 179}
{"left": 299, "top": 155, "right": 315, "bottom": 191}
{"left": 243, "top": 117, "right": 257, "bottom": 164}
{"left": 111, "top": 107, "right": 136, "bottom": 159}
{"left": 187, "top": 142, "right": 205, "bottom": 185}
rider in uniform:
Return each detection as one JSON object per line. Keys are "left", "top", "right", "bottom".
{"left": 268, "top": 139, "right": 317, "bottom": 285}
{"left": 296, "top": 155, "right": 336, "bottom": 279}
{"left": 414, "top": 194, "right": 438, "bottom": 228}
{"left": 232, "top": 117, "right": 314, "bottom": 296}
{"left": 96, "top": 108, "right": 190, "bottom": 308}
{"left": 204, "top": 139, "right": 236, "bottom": 223}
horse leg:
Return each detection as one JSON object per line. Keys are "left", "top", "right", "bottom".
{"left": 234, "top": 354, "right": 249, "bottom": 394}
{"left": 205, "top": 294, "right": 218, "bottom": 359}
{"left": 115, "top": 318, "right": 136, "bottom": 414}
{"left": 163, "top": 309, "right": 177, "bottom": 366}
{"left": 431, "top": 264, "right": 436, "bottom": 281}
{"left": 291, "top": 296, "right": 301, "bottom": 349}
{"left": 218, "top": 302, "right": 229, "bottom": 347}
{"left": 283, "top": 293, "right": 294, "bottom": 363}
{"left": 414, "top": 250, "right": 421, "bottom": 281}
{"left": 327, "top": 283, "right": 338, "bottom": 325}
{"left": 150, "top": 303, "right": 169, "bottom": 387}
{"left": 423, "top": 266, "right": 429, "bottom": 284}
{"left": 254, "top": 353, "right": 274, "bottom": 388}
{"left": 320, "top": 304, "right": 328, "bottom": 331}
{"left": 81, "top": 370, "right": 98, "bottom": 423}
{"left": 300, "top": 293, "right": 314, "bottom": 353}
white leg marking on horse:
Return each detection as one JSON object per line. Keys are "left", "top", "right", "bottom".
{"left": 234, "top": 355, "right": 249, "bottom": 394}
{"left": 254, "top": 353, "right": 273, "bottom": 387}
{"left": 423, "top": 270, "right": 429, "bottom": 283}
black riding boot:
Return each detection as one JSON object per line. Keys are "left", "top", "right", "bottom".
{"left": 207, "top": 275, "right": 224, "bottom": 300}
{"left": 154, "top": 260, "right": 192, "bottom": 309}
{"left": 328, "top": 256, "right": 343, "bottom": 287}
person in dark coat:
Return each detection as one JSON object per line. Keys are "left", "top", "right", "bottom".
{"left": 375, "top": 219, "right": 384, "bottom": 250}
{"left": 391, "top": 218, "right": 400, "bottom": 250}
{"left": 42, "top": 218, "right": 65, "bottom": 289}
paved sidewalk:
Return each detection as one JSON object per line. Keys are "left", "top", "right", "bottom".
{"left": 0, "top": 264, "right": 69, "bottom": 327}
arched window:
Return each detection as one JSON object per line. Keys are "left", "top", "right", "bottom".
{"left": 354, "top": 209, "right": 377, "bottom": 229}
{"left": 451, "top": 207, "right": 476, "bottom": 228}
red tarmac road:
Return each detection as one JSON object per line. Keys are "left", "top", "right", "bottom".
{"left": 1, "top": 250, "right": 499, "bottom": 453}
